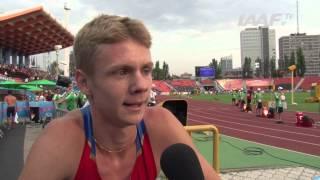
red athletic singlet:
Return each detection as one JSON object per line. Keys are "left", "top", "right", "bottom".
{"left": 74, "top": 106, "right": 157, "bottom": 180}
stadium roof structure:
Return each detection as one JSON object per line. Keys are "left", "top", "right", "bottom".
{"left": 0, "top": 6, "right": 74, "bottom": 55}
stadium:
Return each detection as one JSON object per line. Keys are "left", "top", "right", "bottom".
{"left": 0, "top": 4, "right": 320, "bottom": 180}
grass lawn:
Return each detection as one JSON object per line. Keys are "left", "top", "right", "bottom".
{"left": 192, "top": 133, "right": 320, "bottom": 171}
{"left": 174, "top": 92, "right": 320, "bottom": 113}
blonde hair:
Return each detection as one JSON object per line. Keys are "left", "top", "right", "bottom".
{"left": 73, "top": 15, "right": 152, "bottom": 74}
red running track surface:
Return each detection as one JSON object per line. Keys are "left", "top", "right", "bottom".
{"left": 157, "top": 96, "right": 320, "bottom": 156}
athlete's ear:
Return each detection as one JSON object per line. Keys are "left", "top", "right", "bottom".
{"left": 75, "top": 69, "right": 92, "bottom": 96}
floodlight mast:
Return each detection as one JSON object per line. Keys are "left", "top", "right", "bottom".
{"left": 54, "top": 45, "right": 62, "bottom": 78}
{"left": 63, "top": 2, "right": 71, "bottom": 76}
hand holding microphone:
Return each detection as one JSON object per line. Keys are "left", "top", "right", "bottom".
{"left": 160, "top": 143, "right": 204, "bottom": 180}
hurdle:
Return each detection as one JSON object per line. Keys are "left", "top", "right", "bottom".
{"left": 184, "top": 125, "right": 220, "bottom": 173}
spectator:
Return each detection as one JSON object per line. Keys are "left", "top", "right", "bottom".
{"left": 274, "top": 86, "right": 285, "bottom": 122}
{"left": 254, "top": 88, "right": 263, "bottom": 116}
{"left": 4, "top": 90, "right": 17, "bottom": 129}
{"left": 246, "top": 87, "right": 253, "bottom": 112}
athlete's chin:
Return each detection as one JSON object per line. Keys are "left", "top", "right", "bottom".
{"left": 120, "top": 111, "right": 145, "bottom": 125}
{"left": 119, "top": 105, "right": 146, "bottom": 125}
{"left": 119, "top": 116, "right": 142, "bottom": 127}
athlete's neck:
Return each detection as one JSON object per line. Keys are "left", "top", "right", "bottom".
{"left": 90, "top": 107, "right": 137, "bottom": 152}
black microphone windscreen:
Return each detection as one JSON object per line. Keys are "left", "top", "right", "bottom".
{"left": 160, "top": 143, "right": 204, "bottom": 180}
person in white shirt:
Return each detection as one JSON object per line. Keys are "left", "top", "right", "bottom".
{"left": 148, "top": 89, "right": 157, "bottom": 106}
{"left": 39, "top": 92, "right": 46, "bottom": 101}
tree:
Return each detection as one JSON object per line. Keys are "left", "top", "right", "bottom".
{"left": 296, "top": 47, "right": 306, "bottom": 77}
{"left": 162, "top": 61, "right": 170, "bottom": 80}
{"left": 289, "top": 51, "right": 296, "bottom": 77}
{"left": 152, "top": 61, "right": 161, "bottom": 80}
{"left": 270, "top": 57, "right": 277, "bottom": 78}
{"left": 276, "top": 69, "right": 284, "bottom": 77}
{"left": 254, "top": 58, "right": 262, "bottom": 77}
{"left": 263, "top": 58, "right": 270, "bottom": 78}
{"left": 209, "top": 58, "right": 221, "bottom": 79}
{"left": 242, "top": 57, "right": 252, "bottom": 78}
{"left": 278, "top": 56, "right": 288, "bottom": 71}
{"left": 289, "top": 51, "right": 295, "bottom": 66}
{"left": 216, "top": 62, "right": 222, "bottom": 79}
{"left": 209, "top": 58, "right": 218, "bottom": 69}
{"left": 283, "top": 55, "right": 289, "bottom": 71}
{"left": 152, "top": 60, "right": 171, "bottom": 80}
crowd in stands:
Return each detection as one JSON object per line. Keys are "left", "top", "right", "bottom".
{"left": 0, "top": 64, "right": 55, "bottom": 82}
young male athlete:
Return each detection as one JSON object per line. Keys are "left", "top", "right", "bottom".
{"left": 20, "top": 15, "right": 220, "bottom": 180}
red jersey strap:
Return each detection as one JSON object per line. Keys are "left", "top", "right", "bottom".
{"left": 74, "top": 133, "right": 157, "bottom": 180}
{"left": 74, "top": 140, "right": 101, "bottom": 180}
{"left": 131, "top": 128, "right": 157, "bottom": 180}
{"left": 74, "top": 107, "right": 157, "bottom": 180}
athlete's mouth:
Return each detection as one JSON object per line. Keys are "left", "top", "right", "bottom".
{"left": 123, "top": 102, "right": 144, "bottom": 107}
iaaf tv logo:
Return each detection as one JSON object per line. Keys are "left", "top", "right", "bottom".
{"left": 238, "top": 13, "right": 293, "bottom": 26}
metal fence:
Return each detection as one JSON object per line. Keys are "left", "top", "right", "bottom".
{"left": 55, "top": 108, "right": 68, "bottom": 118}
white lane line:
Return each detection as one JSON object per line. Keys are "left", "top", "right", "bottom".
{"left": 190, "top": 105, "right": 319, "bottom": 127}
{"left": 189, "top": 106, "right": 297, "bottom": 124}
{"left": 188, "top": 117, "right": 320, "bottom": 147}
{"left": 188, "top": 111, "right": 320, "bottom": 138}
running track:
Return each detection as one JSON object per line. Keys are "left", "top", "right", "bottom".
{"left": 157, "top": 96, "right": 320, "bottom": 156}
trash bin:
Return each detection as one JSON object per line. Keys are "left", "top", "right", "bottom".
{"left": 161, "top": 100, "right": 188, "bottom": 126}
{"left": 30, "top": 107, "right": 40, "bottom": 123}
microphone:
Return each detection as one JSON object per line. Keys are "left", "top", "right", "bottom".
{"left": 160, "top": 143, "right": 204, "bottom": 180}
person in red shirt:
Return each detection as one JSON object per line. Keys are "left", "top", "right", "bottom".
{"left": 246, "top": 87, "right": 253, "bottom": 112}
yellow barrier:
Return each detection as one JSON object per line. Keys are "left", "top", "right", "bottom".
{"left": 184, "top": 125, "right": 220, "bottom": 173}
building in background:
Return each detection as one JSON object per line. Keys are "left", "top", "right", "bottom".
{"left": 223, "top": 68, "right": 243, "bottom": 79}
{"left": 180, "top": 72, "right": 192, "bottom": 79}
{"left": 279, "top": 33, "right": 320, "bottom": 76}
{"left": 240, "top": 26, "right": 276, "bottom": 76}
{"left": 220, "top": 55, "right": 233, "bottom": 75}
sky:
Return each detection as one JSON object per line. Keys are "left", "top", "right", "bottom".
{"left": 1, "top": 0, "right": 320, "bottom": 75}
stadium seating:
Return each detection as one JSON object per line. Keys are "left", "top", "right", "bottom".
{"left": 299, "top": 76, "right": 320, "bottom": 90}
{"left": 216, "top": 79, "right": 243, "bottom": 91}
{"left": 152, "top": 80, "right": 172, "bottom": 93}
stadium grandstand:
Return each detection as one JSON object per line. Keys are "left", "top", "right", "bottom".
{"left": 0, "top": 6, "right": 74, "bottom": 82}
{"left": 168, "top": 79, "right": 198, "bottom": 93}
{"left": 199, "top": 79, "right": 214, "bottom": 91}
{"left": 296, "top": 76, "right": 320, "bottom": 90}
{"left": 273, "top": 77, "right": 302, "bottom": 90}
{"left": 152, "top": 80, "right": 172, "bottom": 94}
{"left": 200, "top": 79, "right": 214, "bottom": 86}
{"left": 216, "top": 79, "right": 243, "bottom": 91}
{"left": 151, "top": 76, "right": 320, "bottom": 94}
